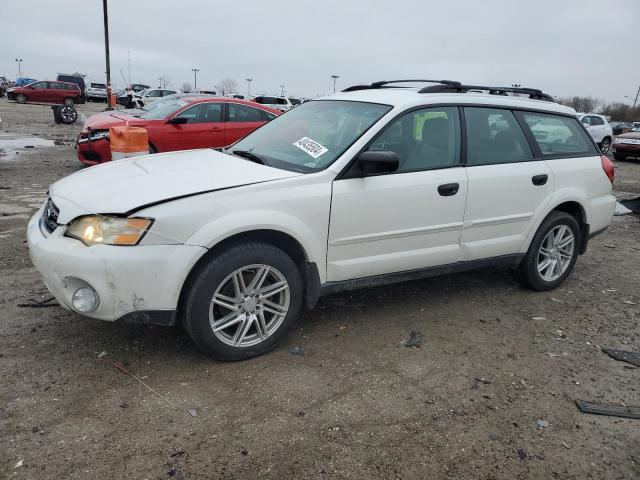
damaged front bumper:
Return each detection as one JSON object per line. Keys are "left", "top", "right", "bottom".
{"left": 27, "top": 204, "right": 206, "bottom": 324}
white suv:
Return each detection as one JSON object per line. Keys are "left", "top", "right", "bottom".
{"left": 251, "top": 95, "right": 293, "bottom": 112}
{"left": 577, "top": 113, "right": 613, "bottom": 154}
{"left": 28, "top": 80, "right": 616, "bottom": 360}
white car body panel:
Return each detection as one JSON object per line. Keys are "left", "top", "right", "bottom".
{"left": 27, "top": 87, "right": 615, "bottom": 323}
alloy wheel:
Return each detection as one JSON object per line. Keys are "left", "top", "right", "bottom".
{"left": 537, "top": 225, "right": 575, "bottom": 282}
{"left": 59, "top": 106, "right": 77, "bottom": 124}
{"left": 16, "top": 94, "right": 26, "bottom": 104}
{"left": 600, "top": 138, "right": 611, "bottom": 154}
{"left": 208, "top": 264, "right": 290, "bottom": 348}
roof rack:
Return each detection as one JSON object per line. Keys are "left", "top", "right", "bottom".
{"left": 342, "top": 79, "right": 554, "bottom": 101}
{"left": 342, "top": 79, "right": 461, "bottom": 92}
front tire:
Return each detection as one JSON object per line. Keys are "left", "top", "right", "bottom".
{"left": 517, "top": 211, "right": 580, "bottom": 291}
{"left": 15, "top": 93, "right": 27, "bottom": 104}
{"left": 183, "top": 242, "right": 303, "bottom": 361}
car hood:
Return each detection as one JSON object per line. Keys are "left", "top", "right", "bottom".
{"left": 617, "top": 132, "right": 640, "bottom": 139}
{"left": 83, "top": 112, "right": 149, "bottom": 131}
{"left": 49, "top": 149, "right": 302, "bottom": 223}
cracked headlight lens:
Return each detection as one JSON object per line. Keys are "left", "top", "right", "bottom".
{"left": 65, "top": 216, "right": 153, "bottom": 246}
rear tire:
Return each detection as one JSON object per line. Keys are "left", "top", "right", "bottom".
{"left": 517, "top": 211, "right": 580, "bottom": 291}
{"left": 63, "top": 97, "right": 75, "bottom": 107}
{"left": 15, "top": 93, "right": 27, "bottom": 104}
{"left": 183, "top": 242, "right": 303, "bottom": 361}
{"left": 613, "top": 152, "right": 627, "bottom": 161}
{"left": 599, "top": 137, "right": 611, "bottom": 154}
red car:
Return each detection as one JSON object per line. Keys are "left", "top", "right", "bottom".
{"left": 76, "top": 97, "right": 281, "bottom": 165}
{"left": 6, "top": 81, "right": 83, "bottom": 106}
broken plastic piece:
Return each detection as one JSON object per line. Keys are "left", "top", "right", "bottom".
{"left": 575, "top": 400, "right": 640, "bottom": 420}
{"left": 601, "top": 348, "right": 640, "bottom": 367}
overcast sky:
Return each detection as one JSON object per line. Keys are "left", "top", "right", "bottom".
{"left": 2, "top": 0, "right": 639, "bottom": 102}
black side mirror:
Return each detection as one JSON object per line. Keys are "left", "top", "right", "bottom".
{"left": 167, "top": 117, "right": 188, "bottom": 125}
{"left": 357, "top": 151, "right": 399, "bottom": 175}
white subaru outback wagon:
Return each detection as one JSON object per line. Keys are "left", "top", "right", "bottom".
{"left": 28, "top": 80, "right": 616, "bottom": 360}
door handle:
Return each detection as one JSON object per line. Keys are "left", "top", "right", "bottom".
{"left": 532, "top": 174, "right": 548, "bottom": 186}
{"left": 437, "top": 183, "right": 459, "bottom": 196}
{"left": 209, "top": 127, "right": 222, "bottom": 132}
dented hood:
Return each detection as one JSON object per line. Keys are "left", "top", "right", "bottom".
{"left": 50, "top": 149, "right": 301, "bottom": 223}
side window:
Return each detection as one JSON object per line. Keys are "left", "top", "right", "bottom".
{"left": 367, "top": 106, "right": 461, "bottom": 172}
{"left": 253, "top": 96, "right": 264, "bottom": 104}
{"left": 228, "top": 103, "right": 263, "bottom": 122}
{"left": 32, "top": 82, "right": 47, "bottom": 90}
{"left": 591, "top": 116, "right": 604, "bottom": 126}
{"left": 261, "top": 110, "right": 277, "bottom": 121}
{"left": 199, "top": 102, "right": 222, "bottom": 122}
{"left": 147, "top": 90, "right": 162, "bottom": 98}
{"left": 581, "top": 116, "right": 592, "bottom": 126}
{"left": 174, "top": 104, "right": 202, "bottom": 123}
{"left": 464, "top": 107, "right": 532, "bottom": 166}
{"left": 262, "top": 96, "right": 277, "bottom": 105}
{"left": 519, "top": 112, "right": 597, "bottom": 157}
{"left": 277, "top": 98, "right": 288, "bottom": 105}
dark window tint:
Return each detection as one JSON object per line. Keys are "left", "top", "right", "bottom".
{"left": 199, "top": 102, "right": 222, "bottom": 122}
{"left": 91, "top": 83, "right": 106, "bottom": 89}
{"left": 368, "top": 107, "right": 461, "bottom": 172}
{"left": 520, "top": 112, "right": 597, "bottom": 156}
{"left": 289, "top": 98, "right": 301, "bottom": 105}
{"left": 590, "top": 116, "right": 604, "bottom": 126}
{"left": 31, "top": 82, "right": 47, "bottom": 90}
{"left": 464, "top": 108, "right": 532, "bottom": 166}
{"left": 262, "top": 110, "right": 277, "bottom": 121}
{"left": 256, "top": 96, "right": 277, "bottom": 104}
{"left": 174, "top": 104, "right": 202, "bottom": 123}
{"left": 228, "top": 103, "right": 263, "bottom": 122}
{"left": 276, "top": 98, "right": 288, "bottom": 105}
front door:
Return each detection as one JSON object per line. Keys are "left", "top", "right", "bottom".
{"left": 162, "top": 102, "right": 225, "bottom": 151}
{"left": 327, "top": 106, "right": 468, "bottom": 282}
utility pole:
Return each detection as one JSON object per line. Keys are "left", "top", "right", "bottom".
{"left": 15, "top": 58, "right": 23, "bottom": 78}
{"left": 280, "top": 84, "right": 285, "bottom": 97}
{"left": 127, "top": 50, "right": 131, "bottom": 85}
{"left": 192, "top": 68, "right": 199, "bottom": 92}
{"left": 633, "top": 84, "right": 640, "bottom": 109}
{"left": 246, "top": 78, "right": 253, "bottom": 97}
{"left": 331, "top": 74, "right": 339, "bottom": 93}
{"left": 102, "top": 0, "right": 112, "bottom": 110}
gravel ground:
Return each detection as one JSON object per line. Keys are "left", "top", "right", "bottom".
{"left": 1, "top": 100, "right": 639, "bottom": 480}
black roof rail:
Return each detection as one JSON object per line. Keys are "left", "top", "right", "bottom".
{"left": 342, "top": 79, "right": 554, "bottom": 102}
{"left": 342, "top": 79, "right": 461, "bottom": 92}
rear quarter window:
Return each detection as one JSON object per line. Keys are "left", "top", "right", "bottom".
{"left": 518, "top": 112, "right": 598, "bottom": 157}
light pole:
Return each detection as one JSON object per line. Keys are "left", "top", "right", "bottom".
{"left": 331, "top": 74, "right": 339, "bottom": 93}
{"left": 192, "top": 68, "right": 199, "bottom": 91}
{"left": 280, "top": 84, "right": 285, "bottom": 97}
{"left": 101, "top": 0, "right": 112, "bottom": 110}
{"left": 15, "top": 58, "right": 23, "bottom": 78}
{"left": 246, "top": 78, "right": 253, "bottom": 97}
{"left": 633, "top": 84, "right": 640, "bottom": 109}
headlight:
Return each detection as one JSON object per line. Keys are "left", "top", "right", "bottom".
{"left": 77, "top": 130, "right": 109, "bottom": 144}
{"left": 65, "top": 216, "right": 153, "bottom": 246}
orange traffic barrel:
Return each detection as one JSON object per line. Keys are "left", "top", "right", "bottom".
{"left": 110, "top": 93, "right": 117, "bottom": 108}
{"left": 109, "top": 126, "right": 149, "bottom": 160}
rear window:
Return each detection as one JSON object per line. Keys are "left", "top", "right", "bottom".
{"left": 91, "top": 83, "right": 106, "bottom": 89}
{"left": 519, "top": 112, "right": 597, "bottom": 157}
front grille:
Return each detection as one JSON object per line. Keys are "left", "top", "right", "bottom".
{"left": 41, "top": 198, "right": 60, "bottom": 234}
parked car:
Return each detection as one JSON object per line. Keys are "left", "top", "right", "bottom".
{"left": 76, "top": 97, "right": 280, "bottom": 164}
{"left": 289, "top": 97, "right": 302, "bottom": 107}
{"left": 57, "top": 74, "right": 86, "bottom": 101}
{"left": 577, "top": 113, "right": 613, "bottom": 154}
{"left": 86, "top": 82, "right": 107, "bottom": 101}
{"left": 609, "top": 121, "right": 631, "bottom": 135}
{"left": 250, "top": 95, "right": 293, "bottom": 112}
{"left": 116, "top": 84, "right": 152, "bottom": 106}
{"left": 132, "top": 88, "right": 177, "bottom": 107}
{"left": 28, "top": 80, "right": 615, "bottom": 360}
{"left": 612, "top": 128, "right": 640, "bottom": 160}
{"left": 15, "top": 77, "right": 38, "bottom": 87}
{"left": 6, "top": 80, "right": 84, "bottom": 106}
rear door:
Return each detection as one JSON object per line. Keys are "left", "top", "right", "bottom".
{"left": 224, "top": 103, "right": 267, "bottom": 146}
{"left": 50, "top": 82, "right": 66, "bottom": 103}
{"left": 460, "top": 107, "right": 553, "bottom": 260}
{"left": 328, "top": 106, "right": 467, "bottom": 281}
{"left": 162, "top": 102, "right": 225, "bottom": 151}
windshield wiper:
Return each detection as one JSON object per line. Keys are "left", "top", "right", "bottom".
{"left": 231, "top": 150, "right": 269, "bottom": 166}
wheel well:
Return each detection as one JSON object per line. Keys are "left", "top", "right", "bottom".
{"left": 551, "top": 201, "right": 588, "bottom": 254}
{"left": 176, "top": 230, "right": 312, "bottom": 323}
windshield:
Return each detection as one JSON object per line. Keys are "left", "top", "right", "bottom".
{"left": 230, "top": 100, "right": 391, "bottom": 173}
{"left": 91, "top": 83, "right": 106, "bottom": 89}
{"left": 139, "top": 100, "right": 187, "bottom": 119}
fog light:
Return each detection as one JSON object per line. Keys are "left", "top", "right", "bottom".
{"left": 72, "top": 287, "right": 99, "bottom": 313}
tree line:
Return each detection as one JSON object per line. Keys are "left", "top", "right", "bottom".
{"left": 556, "top": 96, "right": 640, "bottom": 122}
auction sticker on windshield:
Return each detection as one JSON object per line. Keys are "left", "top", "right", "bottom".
{"left": 292, "top": 137, "right": 328, "bottom": 158}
